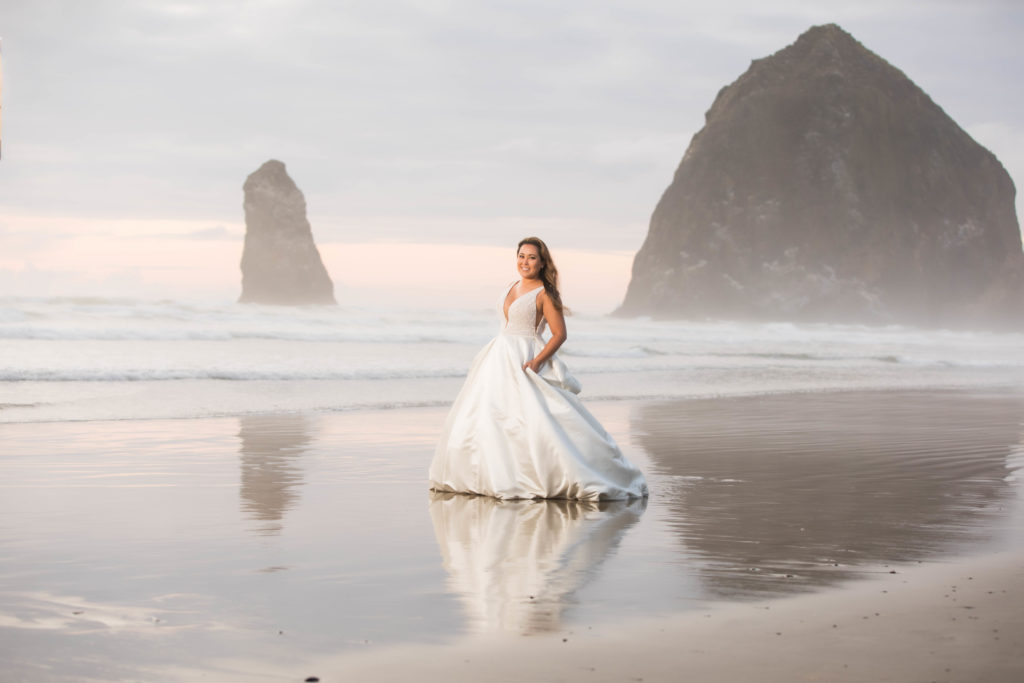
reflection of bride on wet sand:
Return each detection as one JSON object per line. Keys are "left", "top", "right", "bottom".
{"left": 429, "top": 492, "right": 645, "bottom": 634}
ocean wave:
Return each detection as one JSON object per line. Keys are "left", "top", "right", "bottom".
{"left": 707, "top": 351, "right": 907, "bottom": 364}
{"left": 561, "top": 345, "right": 672, "bottom": 359}
{"left": 0, "top": 367, "right": 470, "bottom": 382}
{"left": 0, "top": 298, "right": 497, "bottom": 343}
{"left": 0, "top": 326, "right": 488, "bottom": 344}
{"left": 5, "top": 352, "right": 1023, "bottom": 384}
{"left": 5, "top": 326, "right": 1020, "bottom": 372}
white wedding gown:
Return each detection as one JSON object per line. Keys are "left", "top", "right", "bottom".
{"left": 429, "top": 283, "right": 649, "bottom": 500}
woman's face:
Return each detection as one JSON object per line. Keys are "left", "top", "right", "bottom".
{"left": 517, "top": 244, "right": 543, "bottom": 280}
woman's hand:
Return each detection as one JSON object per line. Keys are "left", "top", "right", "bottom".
{"left": 522, "top": 358, "right": 543, "bottom": 373}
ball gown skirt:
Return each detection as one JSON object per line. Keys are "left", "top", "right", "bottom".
{"left": 429, "top": 284, "right": 648, "bottom": 501}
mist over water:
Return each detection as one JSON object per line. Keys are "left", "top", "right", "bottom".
{"left": 2, "top": 296, "right": 1024, "bottom": 423}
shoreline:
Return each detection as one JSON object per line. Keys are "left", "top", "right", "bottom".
{"left": 5, "top": 380, "right": 1024, "bottom": 426}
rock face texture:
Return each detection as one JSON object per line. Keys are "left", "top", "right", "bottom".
{"left": 239, "top": 160, "right": 336, "bottom": 305}
{"left": 618, "top": 24, "right": 1022, "bottom": 328}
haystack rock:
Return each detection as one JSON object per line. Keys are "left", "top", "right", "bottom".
{"left": 618, "top": 24, "right": 1023, "bottom": 328}
{"left": 239, "top": 160, "right": 336, "bottom": 305}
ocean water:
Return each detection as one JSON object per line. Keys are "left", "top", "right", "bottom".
{"left": 2, "top": 296, "right": 1024, "bottom": 423}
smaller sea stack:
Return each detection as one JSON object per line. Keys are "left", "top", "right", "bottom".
{"left": 239, "top": 160, "right": 336, "bottom": 305}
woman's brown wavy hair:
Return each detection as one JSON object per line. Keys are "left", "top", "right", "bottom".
{"left": 517, "top": 236, "right": 566, "bottom": 314}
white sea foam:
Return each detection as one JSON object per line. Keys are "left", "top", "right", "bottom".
{"left": 2, "top": 296, "right": 1023, "bottom": 422}
{"left": 0, "top": 367, "right": 468, "bottom": 382}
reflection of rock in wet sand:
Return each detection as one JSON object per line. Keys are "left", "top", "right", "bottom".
{"left": 635, "top": 390, "right": 1023, "bottom": 598}
{"left": 429, "top": 492, "right": 645, "bottom": 634}
{"left": 238, "top": 415, "right": 313, "bottom": 535}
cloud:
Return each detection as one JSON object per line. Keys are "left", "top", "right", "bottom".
{"left": 0, "top": 0, "right": 1021, "bottom": 254}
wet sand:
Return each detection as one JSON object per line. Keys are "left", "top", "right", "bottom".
{"left": 1, "top": 388, "right": 1022, "bottom": 680}
{"left": 254, "top": 549, "right": 1024, "bottom": 683}
{"left": 633, "top": 390, "right": 1024, "bottom": 597}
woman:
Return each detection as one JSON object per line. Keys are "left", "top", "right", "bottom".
{"left": 429, "top": 237, "right": 648, "bottom": 501}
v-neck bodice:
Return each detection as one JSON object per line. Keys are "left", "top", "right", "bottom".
{"left": 502, "top": 283, "right": 545, "bottom": 337}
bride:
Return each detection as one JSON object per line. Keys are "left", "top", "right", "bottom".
{"left": 429, "top": 237, "right": 648, "bottom": 501}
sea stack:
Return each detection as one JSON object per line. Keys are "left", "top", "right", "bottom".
{"left": 618, "top": 24, "right": 1023, "bottom": 329}
{"left": 239, "top": 160, "right": 336, "bottom": 305}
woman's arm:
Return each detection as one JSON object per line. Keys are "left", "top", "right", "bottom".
{"left": 523, "top": 291, "right": 567, "bottom": 373}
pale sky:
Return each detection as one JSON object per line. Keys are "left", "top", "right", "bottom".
{"left": 1, "top": 0, "right": 1022, "bottom": 312}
